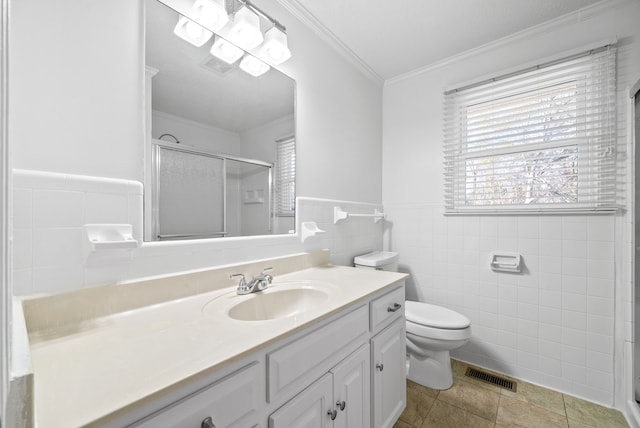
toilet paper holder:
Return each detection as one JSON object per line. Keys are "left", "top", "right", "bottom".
{"left": 490, "top": 252, "right": 522, "bottom": 273}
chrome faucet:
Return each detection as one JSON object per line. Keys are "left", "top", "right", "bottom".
{"left": 231, "top": 267, "right": 273, "bottom": 295}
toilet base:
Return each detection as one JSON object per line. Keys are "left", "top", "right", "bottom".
{"left": 407, "top": 350, "right": 454, "bottom": 390}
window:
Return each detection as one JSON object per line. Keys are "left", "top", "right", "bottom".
{"left": 275, "top": 137, "right": 295, "bottom": 216}
{"left": 444, "top": 45, "right": 617, "bottom": 214}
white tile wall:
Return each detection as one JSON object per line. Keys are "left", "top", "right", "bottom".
{"left": 297, "top": 197, "right": 384, "bottom": 267}
{"left": 385, "top": 203, "right": 616, "bottom": 404}
{"left": 12, "top": 169, "right": 144, "bottom": 295}
{"left": 12, "top": 170, "right": 384, "bottom": 296}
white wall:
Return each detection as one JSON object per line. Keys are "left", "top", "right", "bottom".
{"left": 382, "top": 0, "right": 640, "bottom": 407}
{"left": 151, "top": 110, "right": 241, "bottom": 156}
{"left": 241, "top": 115, "right": 296, "bottom": 234}
{"left": 11, "top": 169, "right": 383, "bottom": 296}
{"left": 8, "top": 0, "right": 384, "bottom": 292}
{"left": 9, "top": 0, "right": 145, "bottom": 181}
{"left": 9, "top": 0, "right": 382, "bottom": 202}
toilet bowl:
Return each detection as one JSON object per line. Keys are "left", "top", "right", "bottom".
{"left": 354, "top": 251, "right": 472, "bottom": 390}
{"left": 405, "top": 301, "right": 471, "bottom": 390}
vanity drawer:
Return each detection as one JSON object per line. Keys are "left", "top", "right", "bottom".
{"left": 132, "top": 362, "right": 262, "bottom": 428}
{"left": 267, "top": 304, "right": 369, "bottom": 404}
{"left": 370, "top": 285, "right": 405, "bottom": 333}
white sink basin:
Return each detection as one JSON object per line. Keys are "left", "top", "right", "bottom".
{"left": 228, "top": 288, "right": 329, "bottom": 321}
{"left": 203, "top": 281, "right": 339, "bottom": 321}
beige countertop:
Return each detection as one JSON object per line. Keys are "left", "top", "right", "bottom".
{"left": 24, "top": 259, "right": 407, "bottom": 427}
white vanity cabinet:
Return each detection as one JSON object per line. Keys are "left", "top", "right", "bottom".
{"left": 369, "top": 286, "right": 406, "bottom": 428}
{"left": 123, "top": 281, "right": 406, "bottom": 428}
{"left": 131, "top": 361, "right": 262, "bottom": 428}
{"left": 269, "top": 344, "right": 371, "bottom": 428}
{"left": 371, "top": 318, "right": 406, "bottom": 428}
{"left": 269, "top": 284, "right": 406, "bottom": 428}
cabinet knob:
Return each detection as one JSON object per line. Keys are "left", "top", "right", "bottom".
{"left": 387, "top": 303, "right": 402, "bottom": 312}
{"left": 201, "top": 416, "right": 215, "bottom": 428}
{"left": 336, "top": 400, "right": 346, "bottom": 411}
{"left": 376, "top": 363, "right": 384, "bottom": 371}
{"left": 327, "top": 409, "right": 338, "bottom": 420}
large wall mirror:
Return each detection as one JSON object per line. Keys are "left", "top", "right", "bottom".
{"left": 145, "top": 0, "right": 296, "bottom": 241}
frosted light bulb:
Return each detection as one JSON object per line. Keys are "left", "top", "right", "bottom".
{"left": 222, "top": 44, "right": 237, "bottom": 56}
{"left": 257, "top": 26, "right": 291, "bottom": 65}
{"left": 210, "top": 36, "right": 243, "bottom": 64}
{"left": 239, "top": 54, "right": 270, "bottom": 77}
{"left": 173, "top": 16, "right": 213, "bottom": 47}
{"left": 185, "top": 20, "right": 204, "bottom": 39}
{"left": 190, "top": 0, "right": 229, "bottom": 31}
{"left": 227, "top": 6, "right": 264, "bottom": 51}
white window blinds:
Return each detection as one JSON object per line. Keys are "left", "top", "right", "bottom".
{"left": 275, "top": 137, "right": 295, "bottom": 216}
{"left": 443, "top": 45, "right": 617, "bottom": 214}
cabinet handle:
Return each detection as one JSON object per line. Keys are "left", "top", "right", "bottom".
{"left": 387, "top": 303, "right": 402, "bottom": 312}
{"left": 327, "top": 409, "right": 338, "bottom": 420}
{"left": 376, "top": 363, "right": 384, "bottom": 371}
{"left": 201, "top": 416, "right": 215, "bottom": 428}
{"left": 336, "top": 400, "right": 346, "bottom": 411}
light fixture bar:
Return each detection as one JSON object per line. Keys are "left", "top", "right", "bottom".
{"left": 236, "top": 0, "right": 285, "bottom": 32}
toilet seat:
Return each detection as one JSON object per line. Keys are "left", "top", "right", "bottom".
{"left": 405, "top": 301, "right": 471, "bottom": 329}
{"left": 406, "top": 320, "right": 471, "bottom": 341}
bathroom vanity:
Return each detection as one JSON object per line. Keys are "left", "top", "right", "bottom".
{"left": 17, "top": 252, "right": 408, "bottom": 427}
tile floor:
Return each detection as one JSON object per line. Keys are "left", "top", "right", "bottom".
{"left": 394, "top": 360, "right": 629, "bottom": 428}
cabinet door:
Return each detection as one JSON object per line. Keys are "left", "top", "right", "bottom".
{"left": 330, "top": 344, "right": 370, "bottom": 428}
{"left": 269, "top": 373, "right": 334, "bottom": 428}
{"left": 371, "top": 318, "right": 406, "bottom": 428}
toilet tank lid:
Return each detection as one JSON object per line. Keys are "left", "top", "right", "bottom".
{"left": 405, "top": 301, "right": 471, "bottom": 329}
{"left": 354, "top": 251, "right": 398, "bottom": 267}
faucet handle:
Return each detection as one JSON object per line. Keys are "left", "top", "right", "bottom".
{"left": 230, "top": 273, "right": 247, "bottom": 286}
{"left": 261, "top": 267, "right": 273, "bottom": 283}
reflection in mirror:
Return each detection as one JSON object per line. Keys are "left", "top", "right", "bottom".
{"left": 145, "top": 0, "right": 296, "bottom": 241}
{"left": 152, "top": 142, "right": 273, "bottom": 240}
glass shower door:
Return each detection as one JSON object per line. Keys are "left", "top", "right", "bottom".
{"left": 155, "top": 146, "right": 225, "bottom": 240}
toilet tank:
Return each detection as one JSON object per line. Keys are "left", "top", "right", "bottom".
{"left": 354, "top": 251, "right": 398, "bottom": 272}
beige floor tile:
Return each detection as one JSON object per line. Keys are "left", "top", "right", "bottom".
{"left": 563, "top": 395, "right": 628, "bottom": 428}
{"left": 567, "top": 419, "right": 599, "bottom": 428}
{"left": 393, "top": 420, "right": 415, "bottom": 428}
{"left": 501, "top": 379, "right": 566, "bottom": 416}
{"left": 399, "top": 381, "right": 437, "bottom": 427}
{"left": 497, "top": 395, "right": 568, "bottom": 428}
{"left": 407, "top": 379, "right": 440, "bottom": 399}
{"left": 437, "top": 378, "right": 500, "bottom": 421}
{"left": 421, "top": 399, "right": 495, "bottom": 428}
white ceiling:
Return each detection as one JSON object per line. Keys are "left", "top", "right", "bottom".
{"left": 282, "top": 0, "right": 603, "bottom": 81}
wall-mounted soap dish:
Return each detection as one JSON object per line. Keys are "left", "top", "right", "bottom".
{"left": 300, "top": 222, "right": 326, "bottom": 243}
{"left": 83, "top": 224, "right": 139, "bottom": 265}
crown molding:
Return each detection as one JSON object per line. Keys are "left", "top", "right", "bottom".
{"left": 274, "top": 0, "right": 384, "bottom": 87}
{"left": 385, "top": 0, "right": 626, "bottom": 87}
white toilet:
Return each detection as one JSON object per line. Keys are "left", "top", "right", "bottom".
{"left": 354, "top": 251, "right": 472, "bottom": 390}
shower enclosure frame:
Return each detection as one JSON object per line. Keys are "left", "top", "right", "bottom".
{"left": 150, "top": 140, "right": 273, "bottom": 241}
{"left": 628, "top": 77, "right": 640, "bottom": 427}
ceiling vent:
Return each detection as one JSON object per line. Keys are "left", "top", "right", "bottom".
{"left": 200, "top": 55, "right": 236, "bottom": 76}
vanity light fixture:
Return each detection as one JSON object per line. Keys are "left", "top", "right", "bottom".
{"left": 173, "top": 16, "right": 213, "bottom": 47}
{"left": 239, "top": 53, "right": 270, "bottom": 77}
{"left": 226, "top": 5, "right": 264, "bottom": 51}
{"left": 173, "top": 0, "right": 291, "bottom": 76}
{"left": 257, "top": 26, "right": 291, "bottom": 65}
{"left": 210, "top": 36, "right": 244, "bottom": 64}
